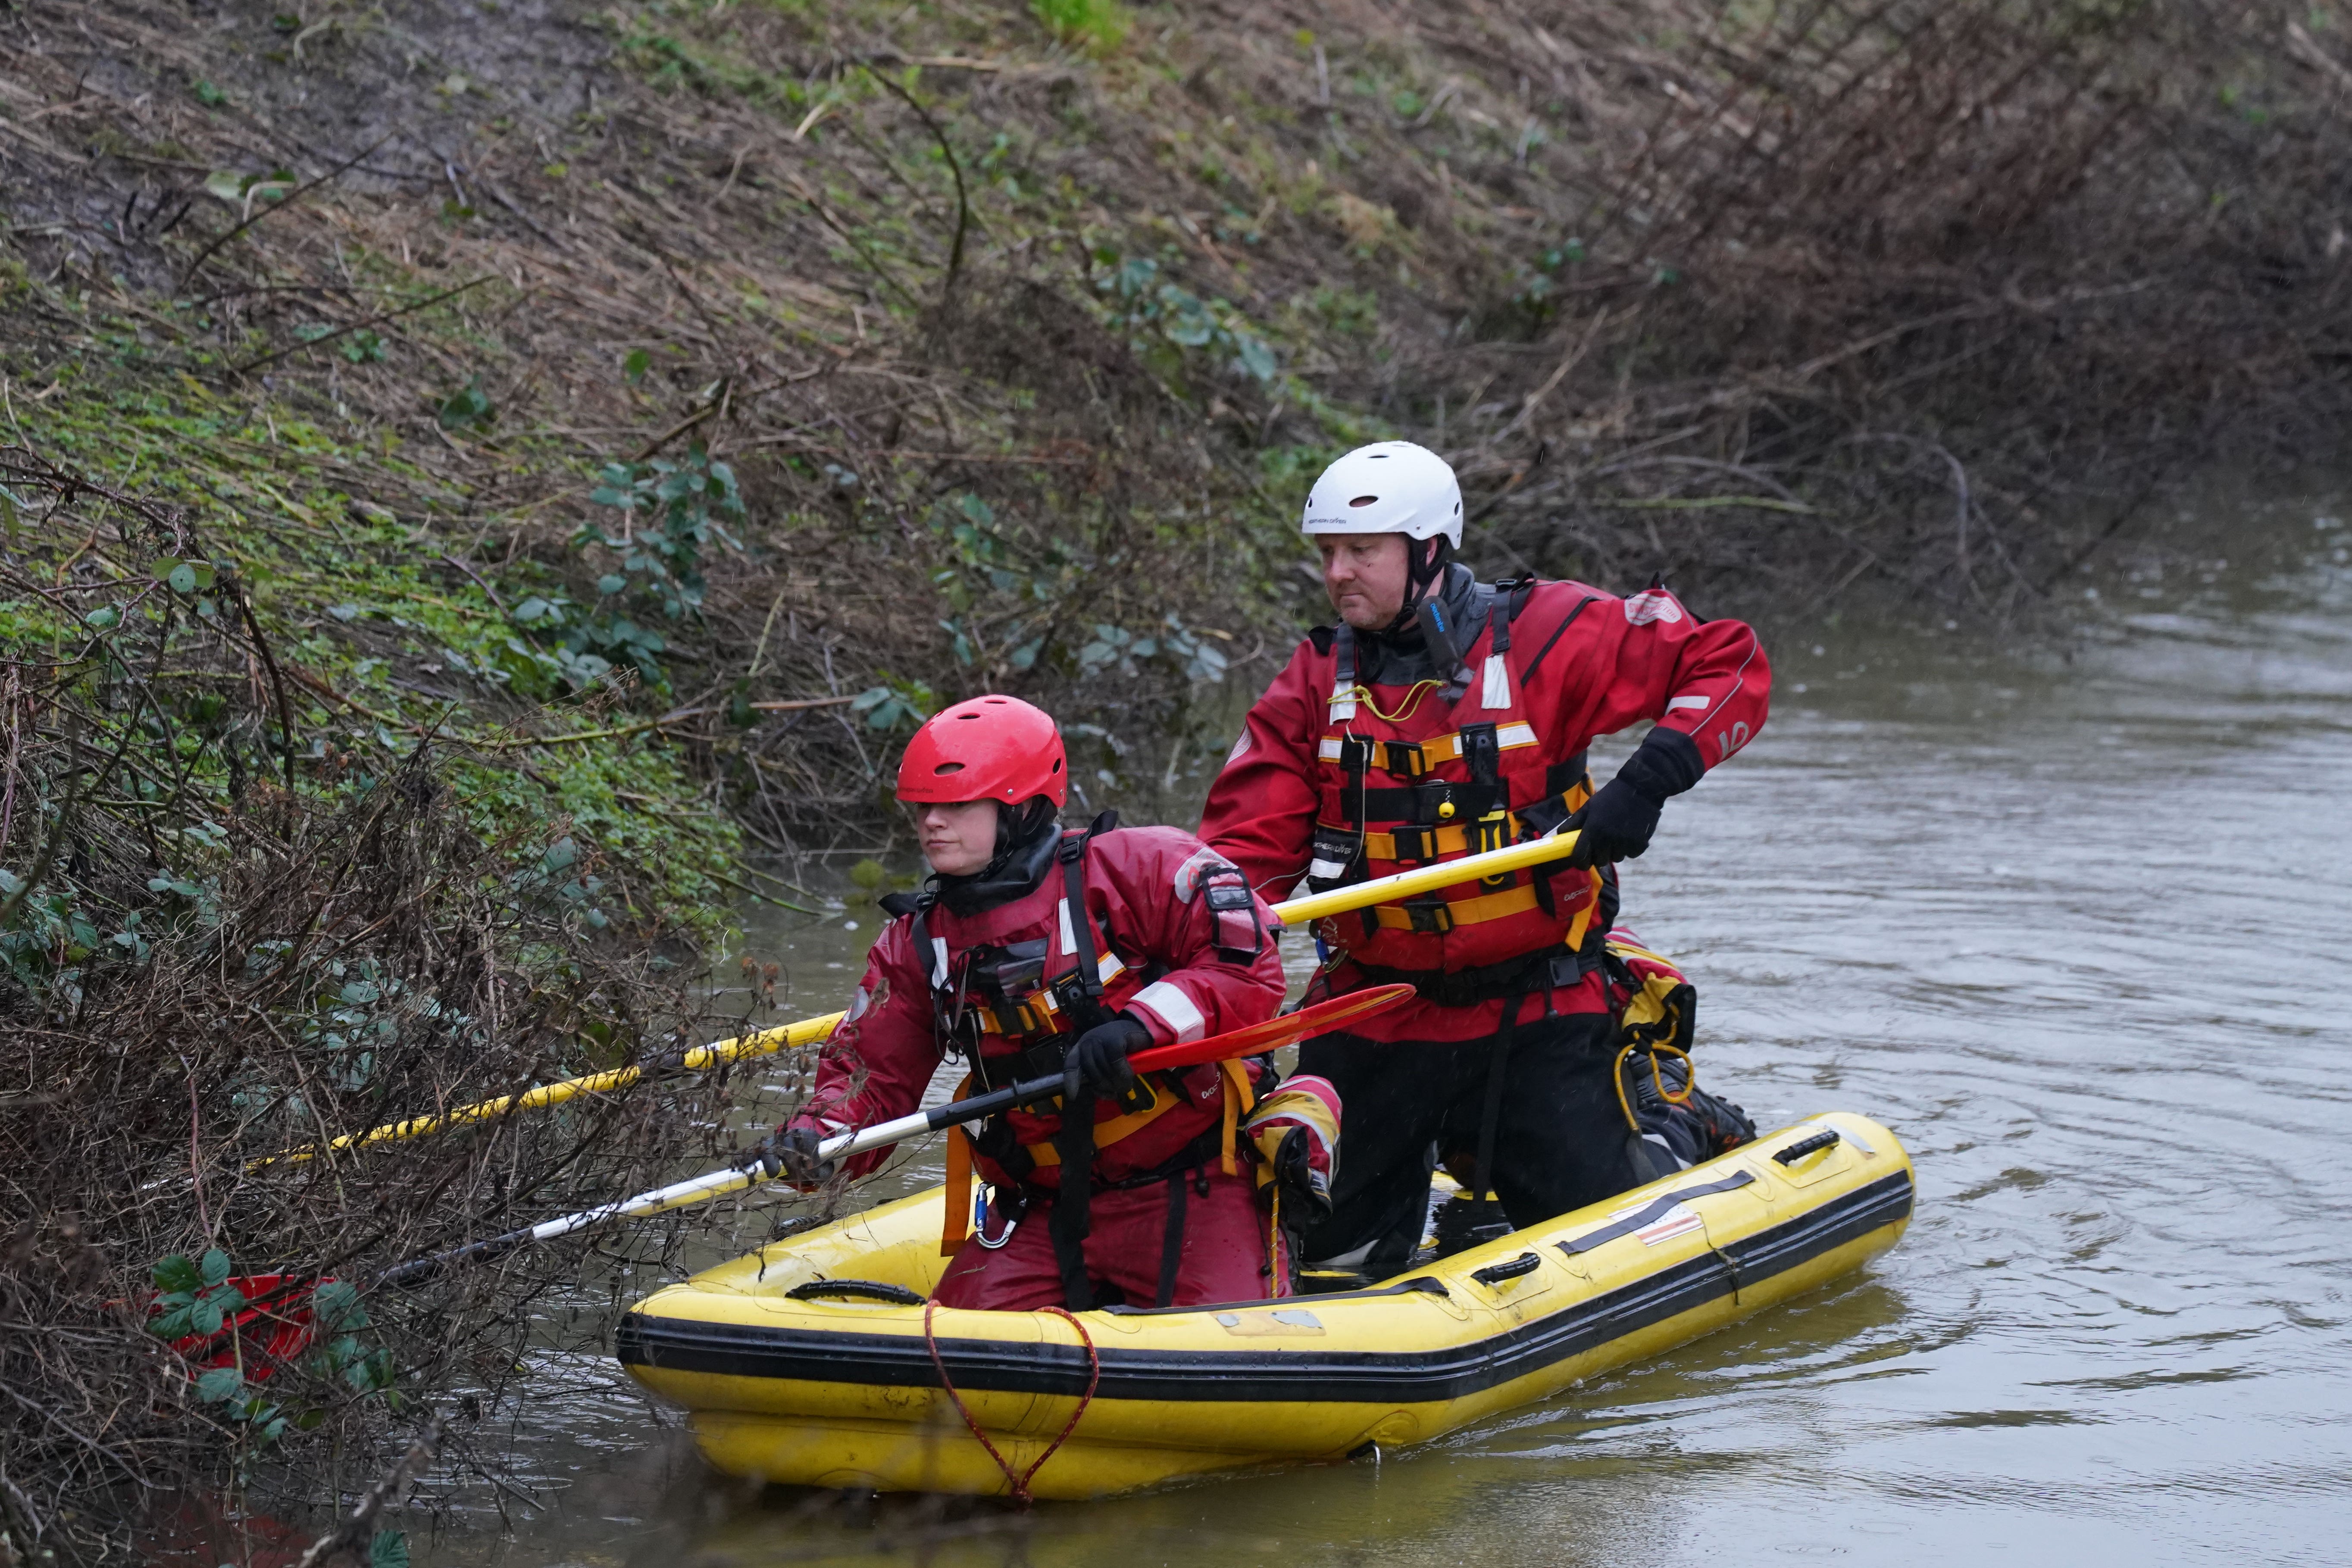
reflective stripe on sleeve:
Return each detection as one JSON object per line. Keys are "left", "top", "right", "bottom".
{"left": 1129, "top": 980, "right": 1207, "bottom": 1044}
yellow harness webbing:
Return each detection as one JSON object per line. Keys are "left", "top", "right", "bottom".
{"left": 941, "top": 1075, "right": 976, "bottom": 1256}
{"left": 1019, "top": 1083, "right": 1186, "bottom": 1167}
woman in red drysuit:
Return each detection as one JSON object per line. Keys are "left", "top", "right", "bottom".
{"left": 775, "top": 694, "right": 1316, "bottom": 1311}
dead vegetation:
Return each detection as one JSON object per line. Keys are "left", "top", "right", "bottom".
{"left": 6, "top": 1, "right": 2346, "bottom": 815}
{"left": 0, "top": 451, "right": 820, "bottom": 1563}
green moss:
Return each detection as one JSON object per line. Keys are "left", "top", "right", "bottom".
{"left": 3, "top": 341, "right": 740, "bottom": 944}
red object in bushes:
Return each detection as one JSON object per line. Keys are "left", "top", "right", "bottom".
{"left": 168, "top": 1275, "right": 322, "bottom": 1380}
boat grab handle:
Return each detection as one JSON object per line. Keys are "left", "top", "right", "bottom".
{"left": 1469, "top": 1252, "right": 1542, "bottom": 1286}
{"left": 1772, "top": 1128, "right": 1842, "bottom": 1165}
{"left": 785, "top": 1278, "right": 926, "bottom": 1306}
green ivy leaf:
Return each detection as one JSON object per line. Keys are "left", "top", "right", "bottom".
{"left": 369, "top": 1530, "right": 410, "bottom": 1568}
{"left": 195, "top": 1366, "right": 243, "bottom": 1403}
{"left": 436, "top": 380, "right": 495, "bottom": 431}
{"left": 153, "top": 1253, "right": 202, "bottom": 1293}
{"left": 199, "top": 1249, "right": 231, "bottom": 1287}
{"left": 313, "top": 1279, "right": 367, "bottom": 1332}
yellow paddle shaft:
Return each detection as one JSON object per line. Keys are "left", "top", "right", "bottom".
{"left": 262, "top": 1009, "right": 846, "bottom": 1167}
{"left": 1267, "top": 828, "right": 1583, "bottom": 927}
{"left": 273, "top": 829, "right": 1576, "bottom": 1167}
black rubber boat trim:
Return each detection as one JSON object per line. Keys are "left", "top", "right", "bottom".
{"left": 616, "top": 1168, "right": 1912, "bottom": 1405}
{"left": 1557, "top": 1169, "right": 1755, "bottom": 1255}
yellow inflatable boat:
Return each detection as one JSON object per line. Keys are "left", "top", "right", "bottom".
{"left": 617, "top": 1111, "right": 1911, "bottom": 1499}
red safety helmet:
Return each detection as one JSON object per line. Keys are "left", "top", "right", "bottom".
{"left": 895, "top": 694, "right": 1068, "bottom": 808}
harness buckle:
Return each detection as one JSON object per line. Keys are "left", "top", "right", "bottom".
{"left": 1403, "top": 896, "right": 1455, "bottom": 935}
{"left": 1382, "top": 739, "right": 1428, "bottom": 777}
{"left": 1389, "top": 823, "right": 1434, "bottom": 863}
{"left": 1337, "top": 737, "right": 1373, "bottom": 775}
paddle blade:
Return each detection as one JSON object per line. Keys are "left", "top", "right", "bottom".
{"left": 1128, "top": 983, "right": 1417, "bottom": 1074}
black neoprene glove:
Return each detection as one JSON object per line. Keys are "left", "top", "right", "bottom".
{"left": 764, "top": 1124, "right": 836, "bottom": 1187}
{"left": 1270, "top": 1126, "right": 1333, "bottom": 1226}
{"left": 1568, "top": 727, "right": 1705, "bottom": 867}
{"left": 1068, "top": 1014, "right": 1152, "bottom": 1098}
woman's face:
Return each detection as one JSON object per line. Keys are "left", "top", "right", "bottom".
{"left": 911, "top": 798, "right": 1001, "bottom": 876}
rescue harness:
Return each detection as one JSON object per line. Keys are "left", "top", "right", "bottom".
{"left": 1305, "top": 583, "right": 1614, "bottom": 1005}
{"left": 892, "top": 814, "right": 1267, "bottom": 1311}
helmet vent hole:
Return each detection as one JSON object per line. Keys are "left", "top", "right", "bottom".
{"left": 1052, "top": 757, "right": 1063, "bottom": 774}
{"left": 1349, "top": 494, "right": 1379, "bottom": 507}
{"left": 933, "top": 761, "right": 966, "bottom": 774}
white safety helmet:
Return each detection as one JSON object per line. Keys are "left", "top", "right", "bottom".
{"left": 1300, "top": 441, "right": 1463, "bottom": 548}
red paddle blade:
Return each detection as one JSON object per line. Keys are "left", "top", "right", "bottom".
{"left": 1129, "top": 983, "right": 1417, "bottom": 1074}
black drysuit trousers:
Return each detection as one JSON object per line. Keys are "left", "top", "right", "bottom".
{"left": 1294, "top": 1008, "right": 1651, "bottom": 1274}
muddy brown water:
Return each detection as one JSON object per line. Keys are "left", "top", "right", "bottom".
{"left": 416, "top": 498, "right": 2352, "bottom": 1566}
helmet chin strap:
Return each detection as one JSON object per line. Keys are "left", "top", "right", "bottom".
{"left": 1381, "top": 537, "right": 1456, "bottom": 635}
{"left": 933, "top": 798, "right": 1063, "bottom": 916}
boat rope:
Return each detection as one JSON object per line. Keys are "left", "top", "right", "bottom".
{"left": 923, "top": 1300, "right": 1100, "bottom": 1506}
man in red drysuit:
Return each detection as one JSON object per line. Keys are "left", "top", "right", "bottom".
{"left": 776, "top": 694, "right": 1312, "bottom": 1311}
{"left": 1199, "top": 440, "right": 1770, "bottom": 1277}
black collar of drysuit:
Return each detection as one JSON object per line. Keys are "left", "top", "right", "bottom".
{"left": 1357, "top": 563, "right": 1487, "bottom": 685}
{"left": 929, "top": 806, "right": 1063, "bottom": 916}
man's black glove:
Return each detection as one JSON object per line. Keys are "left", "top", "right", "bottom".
{"left": 1567, "top": 727, "right": 1705, "bottom": 867}
{"left": 764, "top": 1124, "right": 836, "bottom": 1187}
{"left": 1067, "top": 1014, "right": 1152, "bottom": 1098}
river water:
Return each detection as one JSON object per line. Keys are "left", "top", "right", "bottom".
{"left": 420, "top": 496, "right": 2352, "bottom": 1567}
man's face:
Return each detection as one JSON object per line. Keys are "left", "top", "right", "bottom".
{"left": 1318, "top": 533, "right": 1413, "bottom": 630}
{"left": 910, "top": 798, "right": 1000, "bottom": 876}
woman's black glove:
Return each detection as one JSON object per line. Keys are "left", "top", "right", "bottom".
{"left": 764, "top": 1124, "right": 836, "bottom": 1187}
{"left": 1067, "top": 1014, "right": 1152, "bottom": 1098}
{"left": 1270, "top": 1126, "right": 1334, "bottom": 1226}
{"left": 1568, "top": 728, "right": 1704, "bottom": 867}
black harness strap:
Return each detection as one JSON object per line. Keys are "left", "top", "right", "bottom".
{"left": 1519, "top": 594, "right": 1598, "bottom": 688}
{"left": 1047, "top": 824, "right": 1117, "bottom": 1311}
{"left": 1468, "top": 991, "right": 1527, "bottom": 1242}
{"left": 1154, "top": 1168, "right": 1193, "bottom": 1308}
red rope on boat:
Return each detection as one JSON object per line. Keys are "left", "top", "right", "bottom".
{"left": 923, "top": 1300, "right": 1101, "bottom": 1506}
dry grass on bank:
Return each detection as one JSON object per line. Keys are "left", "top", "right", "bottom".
{"left": 2, "top": 2, "right": 2342, "bottom": 834}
